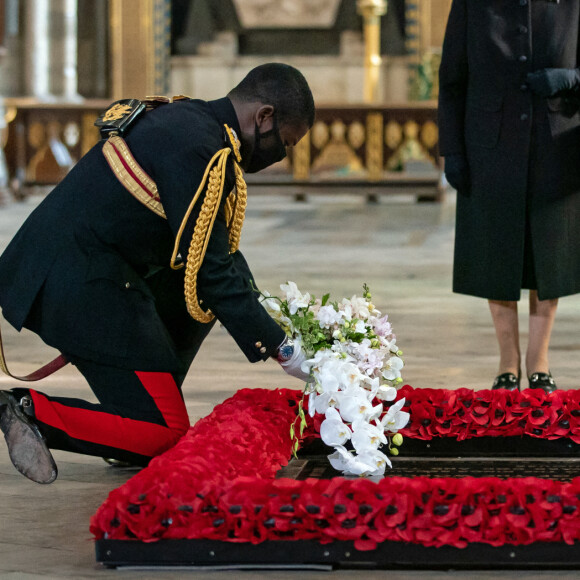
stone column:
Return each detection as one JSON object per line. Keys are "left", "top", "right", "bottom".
{"left": 357, "top": 0, "right": 388, "bottom": 104}
{"left": 109, "top": 0, "right": 171, "bottom": 100}
{"left": 49, "top": 0, "right": 82, "bottom": 100}
{"left": 24, "top": 0, "right": 53, "bottom": 99}
{"left": 0, "top": 99, "right": 10, "bottom": 203}
{"left": 78, "top": 0, "right": 109, "bottom": 98}
{"left": 62, "top": 0, "right": 81, "bottom": 100}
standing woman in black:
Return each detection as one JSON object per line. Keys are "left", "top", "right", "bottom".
{"left": 438, "top": 0, "right": 580, "bottom": 392}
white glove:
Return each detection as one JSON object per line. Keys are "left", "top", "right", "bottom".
{"left": 277, "top": 337, "right": 311, "bottom": 383}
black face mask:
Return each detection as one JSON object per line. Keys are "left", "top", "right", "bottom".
{"left": 245, "top": 115, "right": 287, "bottom": 174}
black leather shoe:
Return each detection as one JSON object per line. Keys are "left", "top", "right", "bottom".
{"left": 102, "top": 457, "right": 135, "bottom": 468}
{"left": 492, "top": 372, "right": 520, "bottom": 391}
{"left": 0, "top": 391, "right": 58, "bottom": 484}
{"left": 528, "top": 372, "right": 557, "bottom": 394}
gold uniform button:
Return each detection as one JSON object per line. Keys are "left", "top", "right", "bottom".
{"left": 255, "top": 341, "right": 262, "bottom": 348}
{"left": 259, "top": 347, "right": 267, "bottom": 354}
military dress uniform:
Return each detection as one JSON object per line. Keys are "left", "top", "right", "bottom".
{"left": 439, "top": 0, "right": 580, "bottom": 301}
{"left": 0, "top": 97, "right": 286, "bottom": 465}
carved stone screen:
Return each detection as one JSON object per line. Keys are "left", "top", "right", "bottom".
{"left": 231, "top": 0, "right": 341, "bottom": 28}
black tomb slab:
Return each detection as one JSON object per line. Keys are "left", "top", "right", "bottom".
{"left": 97, "top": 436, "right": 580, "bottom": 570}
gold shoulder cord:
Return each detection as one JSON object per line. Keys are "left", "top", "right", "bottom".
{"left": 169, "top": 124, "right": 247, "bottom": 323}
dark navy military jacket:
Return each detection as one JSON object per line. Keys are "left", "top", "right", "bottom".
{"left": 0, "top": 97, "right": 286, "bottom": 372}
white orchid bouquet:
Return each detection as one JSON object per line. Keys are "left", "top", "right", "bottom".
{"left": 260, "top": 282, "right": 409, "bottom": 478}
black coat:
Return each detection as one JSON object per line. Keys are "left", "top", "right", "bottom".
{"left": 0, "top": 97, "right": 286, "bottom": 373}
{"left": 438, "top": 0, "right": 580, "bottom": 301}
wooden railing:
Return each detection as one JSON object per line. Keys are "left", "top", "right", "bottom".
{"left": 1, "top": 98, "right": 109, "bottom": 198}
{"left": 248, "top": 102, "right": 443, "bottom": 201}
{"left": 1, "top": 99, "right": 442, "bottom": 202}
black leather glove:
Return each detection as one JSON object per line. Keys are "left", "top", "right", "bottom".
{"left": 526, "top": 68, "right": 580, "bottom": 98}
{"left": 444, "top": 153, "right": 470, "bottom": 196}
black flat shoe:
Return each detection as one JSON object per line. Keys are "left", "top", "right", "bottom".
{"left": 0, "top": 391, "right": 58, "bottom": 484}
{"left": 528, "top": 372, "right": 557, "bottom": 394}
{"left": 492, "top": 372, "right": 520, "bottom": 391}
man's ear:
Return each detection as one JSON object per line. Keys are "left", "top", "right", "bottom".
{"left": 255, "top": 105, "right": 275, "bottom": 130}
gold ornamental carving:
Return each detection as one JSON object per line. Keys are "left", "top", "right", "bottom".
{"left": 365, "top": 112, "right": 383, "bottom": 181}
{"left": 311, "top": 120, "right": 363, "bottom": 174}
{"left": 292, "top": 131, "right": 311, "bottom": 181}
{"left": 311, "top": 121, "right": 329, "bottom": 150}
{"left": 347, "top": 122, "right": 366, "bottom": 150}
{"left": 387, "top": 120, "right": 434, "bottom": 170}
{"left": 420, "top": 120, "right": 439, "bottom": 149}
{"left": 385, "top": 120, "right": 403, "bottom": 150}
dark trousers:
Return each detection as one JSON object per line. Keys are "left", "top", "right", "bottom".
{"left": 14, "top": 355, "right": 190, "bottom": 466}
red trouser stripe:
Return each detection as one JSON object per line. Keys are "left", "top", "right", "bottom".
{"left": 29, "top": 372, "right": 190, "bottom": 457}
{"left": 135, "top": 371, "right": 190, "bottom": 433}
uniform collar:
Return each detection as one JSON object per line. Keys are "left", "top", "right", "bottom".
{"left": 208, "top": 97, "right": 242, "bottom": 139}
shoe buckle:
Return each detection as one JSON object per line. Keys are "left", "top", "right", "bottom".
{"left": 20, "top": 395, "right": 33, "bottom": 409}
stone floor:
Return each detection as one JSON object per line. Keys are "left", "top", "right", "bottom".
{"left": 0, "top": 190, "right": 579, "bottom": 579}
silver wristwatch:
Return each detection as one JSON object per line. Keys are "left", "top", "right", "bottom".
{"left": 276, "top": 337, "right": 295, "bottom": 362}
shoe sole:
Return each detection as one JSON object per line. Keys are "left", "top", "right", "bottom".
{"left": 0, "top": 396, "right": 58, "bottom": 484}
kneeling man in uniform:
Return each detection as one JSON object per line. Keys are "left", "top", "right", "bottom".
{"left": 0, "top": 63, "right": 314, "bottom": 483}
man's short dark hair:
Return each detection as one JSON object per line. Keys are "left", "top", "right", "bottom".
{"left": 228, "top": 63, "right": 315, "bottom": 128}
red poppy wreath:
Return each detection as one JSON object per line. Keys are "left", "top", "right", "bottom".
{"left": 91, "top": 386, "right": 580, "bottom": 551}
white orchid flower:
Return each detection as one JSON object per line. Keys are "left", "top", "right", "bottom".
{"left": 351, "top": 419, "right": 388, "bottom": 452}
{"left": 380, "top": 398, "right": 410, "bottom": 433}
{"left": 304, "top": 349, "right": 341, "bottom": 373}
{"left": 328, "top": 446, "right": 390, "bottom": 477}
{"left": 382, "top": 356, "right": 404, "bottom": 381}
{"left": 328, "top": 446, "right": 378, "bottom": 476}
{"left": 280, "top": 281, "right": 311, "bottom": 314}
{"left": 317, "top": 369, "right": 341, "bottom": 392}
{"left": 313, "top": 391, "right": 340, "bottom": 414}
{"left": 376, "top": 385, "right": 397, "bottom": 401}
{"left": 336, "top": 391, "right": 381, "bottom": 423}
{"left": 356, "top": 449, "right": 392, "bottom": 476}
{"left": 307, "top": 392, "right": 317, "bottom": 417}
{"left": 320, "top": 408, "right": 352, "bottom": 446}
{"left": 338, "top": 361, "right": 366, "bottom": 388}
{"left": 365, "top": 402, "right": 384, "bottom": 423}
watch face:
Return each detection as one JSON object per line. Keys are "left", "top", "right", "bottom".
{"left": 278, "top": 341, "right": 295, "bottom": 361}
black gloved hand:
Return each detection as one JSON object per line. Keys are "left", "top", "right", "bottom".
{"left": 444, "top": 153, "right": 470, "bottom": 196}
{"left": 526, "top": 68, "right": 580, "bottom": 98}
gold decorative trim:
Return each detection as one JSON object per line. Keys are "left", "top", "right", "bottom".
{"left": 171, "top": 146, "right": 248, "bottom": 323}
{"left": 366, "top": 112, "right": 383, "bottom": 181}
{"left": 224, "top": 124, "right": 242, "bottom": 163}
{"left": 103, "top": 136, "right": 166, "bottom": 219}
